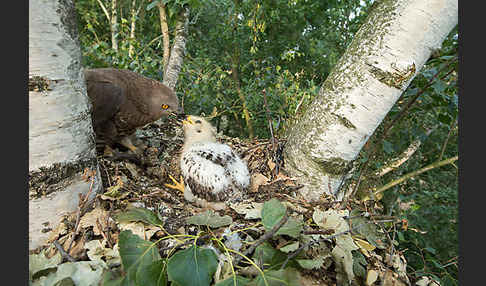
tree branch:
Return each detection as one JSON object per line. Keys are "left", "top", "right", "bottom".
{"left": 373, "top": 155, "right": 458, "bottom": 195}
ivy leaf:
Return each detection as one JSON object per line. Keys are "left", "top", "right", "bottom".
{"left": 167, "top": 245, "right": 218, "bottom": 286}
{"left": 186, "top": 210, "right": 233, "bottom": 228}
{"left": 113, "top": 207, "right": 164, "bottom": 227}
{"left": 118, "top": 230, "right": 161, "bottom": 283}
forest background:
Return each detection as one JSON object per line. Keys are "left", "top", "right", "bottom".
{"left": 75, "top": 0, "right": 458, "bottom": 284}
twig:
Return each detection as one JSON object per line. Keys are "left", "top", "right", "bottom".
{"left": 67, "top": 171, "right": 96, "bottom": 253}
{"left": 96, "top": 218, "right": 113, "bottom": 248}
{"left": 53, "top": 240, "right": 76, "bottom": 263}
{"left": 262, "top": 89, "right": 279, "bottom": 178}
{"left": 438, "top": 117, "right": 457, "bottom": 162}
{"left": 373, "top": 155, "right": 458, "bottom": 195}
{"left": 234, "top": 211, "right": 289, "bottom": 266}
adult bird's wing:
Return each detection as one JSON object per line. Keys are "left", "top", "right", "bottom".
{"left": 86, "top": 80, "right": 125, "bottom": 127}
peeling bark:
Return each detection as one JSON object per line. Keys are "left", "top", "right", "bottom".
{"left": 29, "top": 0, "right": 102, "bottom": 250}
{"left": 283, "top": 0, "right": 458, "bottom": 201}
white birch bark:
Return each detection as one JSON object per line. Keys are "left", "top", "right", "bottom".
{"left": 283, "top": 0, "right": 458, "bottom": 201}
{"left": 162, "top": 7, "right": 189, "bottom": 90}
{"left": 128, "top": 0, "right": 143, "bottom": 58}
{"left": 158, "top": 2, "right": 171, "bottom": 72}
{"left": 29, "top": 0, "right": 102, "bottom": 250}
{"left": 111, "top": 0, "right": 118, "bottom": 51}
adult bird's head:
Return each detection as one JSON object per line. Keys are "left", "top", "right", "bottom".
{"left": 148, "top": 83, "right": 182, "bottom": 120}
{"left": 182, "top": 115, "right": 217, "bottom": 149}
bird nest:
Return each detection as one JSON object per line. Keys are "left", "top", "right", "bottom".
{"left": 32, "top": 117, "right": 412, "bottom": 286}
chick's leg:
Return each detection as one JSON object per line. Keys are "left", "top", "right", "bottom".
{"left": 165, "top": 174, "right": 185, "bottom": 194}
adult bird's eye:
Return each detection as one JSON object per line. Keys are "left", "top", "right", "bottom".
{"left": 195, "top": 120, "right": 202, "bottom": 124}
{"left": 161, "top": 104, "right": 169, "bottom": 109}
{"left": 197, "top": 130, "right": 202, "bottom": 133}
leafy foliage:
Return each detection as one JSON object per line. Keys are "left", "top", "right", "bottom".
{"left": 74, "top": 0, "right": 458, "bottom": 284}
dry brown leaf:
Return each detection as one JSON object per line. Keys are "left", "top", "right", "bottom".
{"left": 267, "top": 159, "right": 276, "bottom": 171}
{"left": 79, "top": 207, "right": 109, "bottom": 235}
{"left": 250, "top": 173, "right": 269, "bottom": 193}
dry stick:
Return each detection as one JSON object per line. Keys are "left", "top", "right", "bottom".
{"left": 280, "top": 223, "right": 367, "bottom": 270}
{"left": 233, "top": 211, "right": 289, "bottom": 266}
{"left": 53, "top": 240, "right": 77, "bottom": 263}
{"left": 262, "top": 89, "right": 279, "bottom": 177}
{"left": 96, "top": 218, "right": 113, "bottom": 248}
{"left": 67, "top": 172, "right": 96, "bottom": 253}
{"left": 373, "top": 155, "right": 458, "bottom": 195}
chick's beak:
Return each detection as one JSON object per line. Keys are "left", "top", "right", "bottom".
{"left": 182, "top": 115, "right": 195, "bottom": 125}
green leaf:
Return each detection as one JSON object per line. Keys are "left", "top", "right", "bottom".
{"left": 146, "top": 0, "right": 160, "bottom": 11}
{"left": 275, "top": 216, "right": 303, "bottom": 238}
{"left": 296, "top": 257, "right": 325, "bottom": 270}
{"left": 136, "top": 259, "right": 167, "bottom": 286}
{"left": 279, "top": 242, "right": 299, "bottom": 253}
{"left": 261, "top": 198, "right": 286, "bottom": 231}
{"left": 215, "top": 275, "right": 252, "bottom": 286}
{"left": 118, "top": 230, "right": 161, "bottom": 283}
{"left": 252, "top": 268, "right": 301, "bottom": 286}
{"left": 253, "top": 243, "right": 287, "bottom": 267}
{"left": 382, "top": 140, "right": 394, "bottom": 154}
{"left": 100, "top": 270, "right": 130, "bottom": 286}
{"left": 167, "top": 245, "right": 218, "bottom": 286}
{"left": 186, "top": 210, "right": 233, "bottom": 228}
{"left": 113, "top": 207, "right": 164, "bottom": 227}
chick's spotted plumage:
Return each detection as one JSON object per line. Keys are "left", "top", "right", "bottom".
{"left": 168, "top": 116, "right": 250, "bottom": 207}
{"left": 84, "top": 68, "right": 180, "bottom": 153}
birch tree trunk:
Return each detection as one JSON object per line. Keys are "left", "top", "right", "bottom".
{"left": 162, "top": 6, "right": 189, "bottom": 90}
{"left": 29, "top": 0, "right": 102, "bottom": 250}
{"left": 111, "top": 0, "right": 118, "bottom": 51}
{"left": 158, "top": 2, "right": 171, "bottom": 72}
{"left": 128, "top": 0, "right": 142, "bottom": 58}
{"left": 283, "top": 0, "right": 458, "bottom": 201}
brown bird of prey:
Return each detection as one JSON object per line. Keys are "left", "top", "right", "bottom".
{"left": 165, "top": 115, "right": 250, "bottom": 210}
{"left": 84, "top": 68, "right": 180, "bottom": 155}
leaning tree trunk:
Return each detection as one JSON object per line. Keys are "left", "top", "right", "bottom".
{"left": 283, "top": 0, "right": 458, "bottom": 201}
{"left": 29, "top": 0, "right": 102, "bottom": 250}
{"left": 158, "top": 2, "right": 171, "bottom": 72}
{"left": 162, "top": 6, "right": 189, "bottom": 90}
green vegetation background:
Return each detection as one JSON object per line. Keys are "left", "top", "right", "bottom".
{"left": 75, "top": 0, "right": 458, "bottom": 284}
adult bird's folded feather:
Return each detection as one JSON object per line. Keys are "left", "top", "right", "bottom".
{"left": 84, "top": 68, "right": 181, "bottom": 155}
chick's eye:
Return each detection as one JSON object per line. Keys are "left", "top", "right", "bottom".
{"left": 161, "top": 104, "right": 169, "bottom": 110}
{"left": 195, "top": 120, "right": 202, "bottom": 124}
{"left": 197, "top": 130, "right": 202, "bottom": 133}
